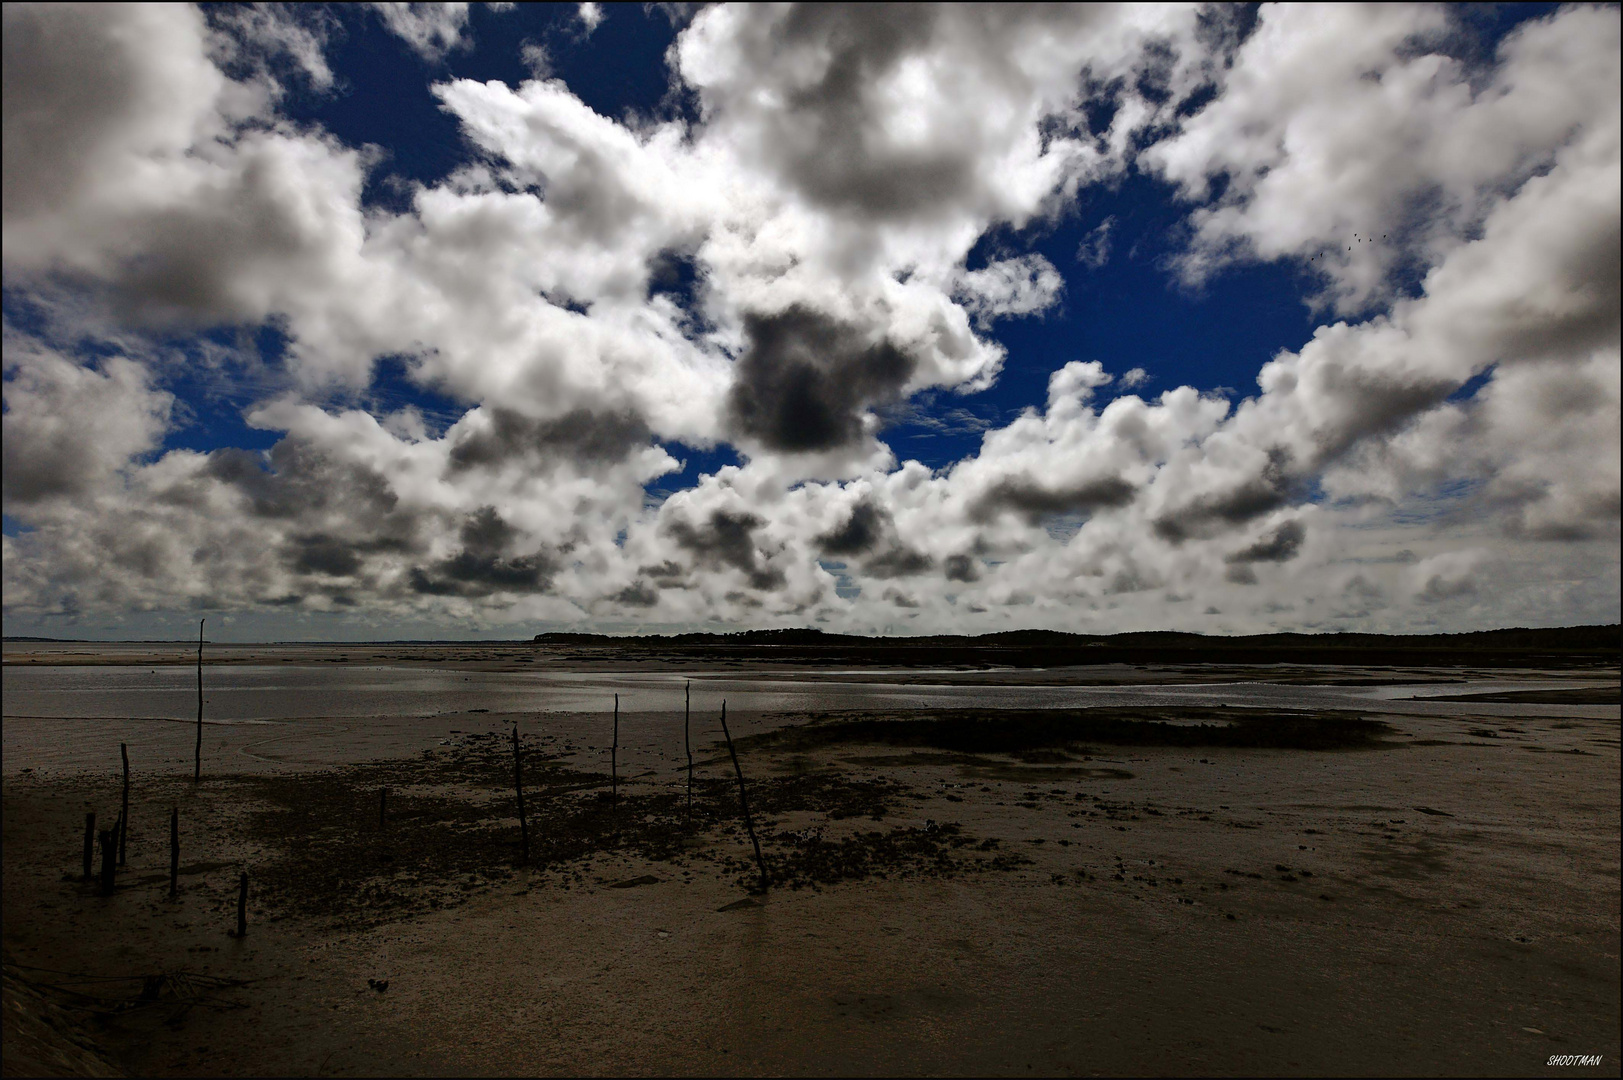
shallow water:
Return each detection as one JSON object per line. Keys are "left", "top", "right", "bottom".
{"left": 3, "top": 663, "right": 1615, "bottom": 722}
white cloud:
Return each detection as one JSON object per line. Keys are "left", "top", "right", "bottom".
{"left": 1, "top": 2, "right": 1616, "bottom": 636}
{"left": 368, "top": 2, "right": 472, "bottom": 62}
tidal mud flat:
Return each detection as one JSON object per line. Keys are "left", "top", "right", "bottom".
{"left": 2, "top": 644, "right": 1619, "bottom": 1076}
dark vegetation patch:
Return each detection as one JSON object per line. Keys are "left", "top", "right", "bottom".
{"left": 1424, "top": 687, "right": 1619, "bottom": 705}
{"left": 739, "top": 707, "right": 1395, "bottom": 755}
{"left": 236, "top": 736, "right": 989, "bottom": 928}
{"left": 737, "top": 822, "right": 1030, "bottom": 891}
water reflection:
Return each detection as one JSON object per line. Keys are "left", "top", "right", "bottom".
{"left": 2, "top": 664, "right": 1615, "bottom": 722}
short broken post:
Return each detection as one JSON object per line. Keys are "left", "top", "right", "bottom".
{"left": 193, "top": 618, "right": 205, "bottom": 783}
{"left": 82, "top": 812, "right": 95, "bottom": 881}
{"left": 169, "top": 807, "right": 179, "bottom": 899}
{"left": 513, "top": 724, "right": 529, "bottom": 864}
{"left": 685, "top": 680, "right": 694, "bottom": 822}
{"left": 97, "top": 828, "right": 117, "bottom": 896}
{"left": 236, "top": 872, "right": 248, "bottom": 937}
{"left": 718, "top": 701, "right": 769, "bottom": 893}
{"left": 118, "top": 743, "right": 130, "bottom": 865}
{"left": 611, "top": 693, "right": 619, "bottom": 801}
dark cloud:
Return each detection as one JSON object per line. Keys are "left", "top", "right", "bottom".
{"left": 944, "top": 553, "right": 981, "bottom": 582}
{"left": 288, "top": 534, "right": 361, "bottom": 577}
{"left": 613, "top": 581, "right": 659, "bottom": 607}
{"left": 638, "top": 560, "right": 687, "bottom": 585}
{"left": 284, "top": 532, "right": 413, "bottom": 578}
{"left": 969, "top": 475, "right": 1137, "bottom": 524}
{"left": 1154, "top": 447, "right": 1294, "bottom": 542}
{"left": 1224, "top": 520, "right": 1305, "bottom": 564}
{"left": 207, "top": 441, "right": 399, "bottom": 523}
{"left": 817, "top": 499, "right": 932, "bottom": 577}
{"left": 1308, "top": 373, "right": 1456, "bottom": 464}
{"left": 448, "top": 407, "right": 652, "bottom": 472}
{"left": 818, "top": 501, "right": 884, "bottom": 555}
{"left": 408, "top": 507, "right": 556, "bottom": 596}
{"left": 727, "top": 306, "right": 916, "bottom": 453}
{"left": 1224, "top": 564, "right": 1258, "bottom": 585}
{"left": 666, "top": 509, "right": 785, "bottom": 590}
{"left": 863, "top": 546, "right": 934, "bottom": 578}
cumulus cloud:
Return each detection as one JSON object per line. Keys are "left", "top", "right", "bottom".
{"left": 2, "top": 336, "right": 173, "bottom": 508}
{"left": 2, "top": 2, "right": 1617, "bottom": 636}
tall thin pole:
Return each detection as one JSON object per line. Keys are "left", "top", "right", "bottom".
{"left": 193, "top": 619, "right": 204, "bottom": 782}
{"left": 718, "top": 701, "right": 768, "bottom": 893}
{"left": 611, "top": 693, "right": 619, "bottom": 800}
{"left": 513, "top": 724, "right": 529, "bottom": 864}
{"left": 685, "top": 680, "right": 693, "bottom": 821}
{"left": 169, "top": 807, "right": 179, "bottom": 899}
{"left": 118, "top": 743, "right": 130, "bottom": 865}
{"left": 82, "top": 812, "right": 95, "bottom": 881}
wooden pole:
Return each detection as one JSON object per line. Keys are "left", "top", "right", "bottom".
{"left": 118, "top": 743, "right": 130, "bottom": 865}
{"left": 113, "top": 810, "right": 124, "bottom": 874}
{"left": 718, "top": 701, "right": 768, "bottom": 893}
{"left": 512, "top": 725, "right": 529, "bottom": 864}
{"left": 194, "top": 619, "right": 205, "bottom": 782}
{"left": 169, "top": 807, "right": 179, "bottom": 899}
{"left": 236, "top": 872, "right": 248, "bottom": 937}
{"left": 82, "top": 812, "right": 95, "bottom": 881}
{"left": 611, "top": 693, "right": 619, "bottom": 801}
{"left": 97, "top": 828, "right": 117, "bottom": 896}
{"left": 685, "top": 680, "right": 693, "bottom": 821}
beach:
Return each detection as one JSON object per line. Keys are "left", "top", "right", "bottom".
{"left": 3, "top": 645, "right": 1618, "bottom": 1076}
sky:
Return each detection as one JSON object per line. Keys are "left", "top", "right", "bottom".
{"left": 2, "top": 2, "right": 1619, "bottom": 642}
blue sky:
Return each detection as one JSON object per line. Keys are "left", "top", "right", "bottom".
{"left": 2, "top": 2, "right": 1616, "bottom": 639}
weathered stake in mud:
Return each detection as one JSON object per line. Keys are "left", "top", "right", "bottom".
{"left": 685, "top": 680, "right": 694, "bottom": 821}
{"left": 236, "top": 873, "right": 248, "bottom": 937}
{"left": 97, "top": 828, "right": 117, "bottom": 896}
{"left": 512, "top": 724, "right": 529, "bottom": 864}
{"left": 193, "top": 618, "right": 205, "bottom": 782}
{"left": 611, "top": 693, "right": 620, "bottom": 801}
{"left": 169, "top": 807, "right": 179, "bottom": 899}
{"left": 718, "top": 701, "right": 769, "bottom": 893}
{"left": 82, "top": 812, "right": 95, "bottom": 881}
{"left": 118, "top": 743, "right": 130, "bottom": 866}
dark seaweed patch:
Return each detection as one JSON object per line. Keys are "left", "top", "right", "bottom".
{"left": 741, "top": 707, "right": 1394, "bottom": 755}
{"left": 236, "top": 739, "right": 987, "bottom": 927}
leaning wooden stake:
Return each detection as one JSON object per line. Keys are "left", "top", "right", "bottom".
{"left": 118, "top": 743, "right": 130, "bottom": 866}
{"left": 718, "top": 701, "right": 768, "bottom": 893}
{"left": 193, "top": 618, "right": 205, "bottom": 782}
{"left": 512, "top": 724, "right": 529, "bottom": 864}
{"left": 82, "top": 812, "right": 95, "bottom": 881}
{"left": 685, "top": 680, "right": 694, "bottom": 821}
{"left": 97, "top": 828, "right": 117, "bottom": 896}
{"left": 611, "top": 693, "right": 619, "bottom": 801}
{"left": 236, "top": 873, "right": 248, "bottom": 937}
{"left": 169, "top": 807, "right": 179, "bottom": 899}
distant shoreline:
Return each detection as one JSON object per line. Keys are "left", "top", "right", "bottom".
{"left": 5, "top": 623, "right": 1619, "bottom": 648}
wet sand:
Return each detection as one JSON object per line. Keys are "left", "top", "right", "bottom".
{"left": 3, "top": 652, "right": 1618, "bottom": 1076}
